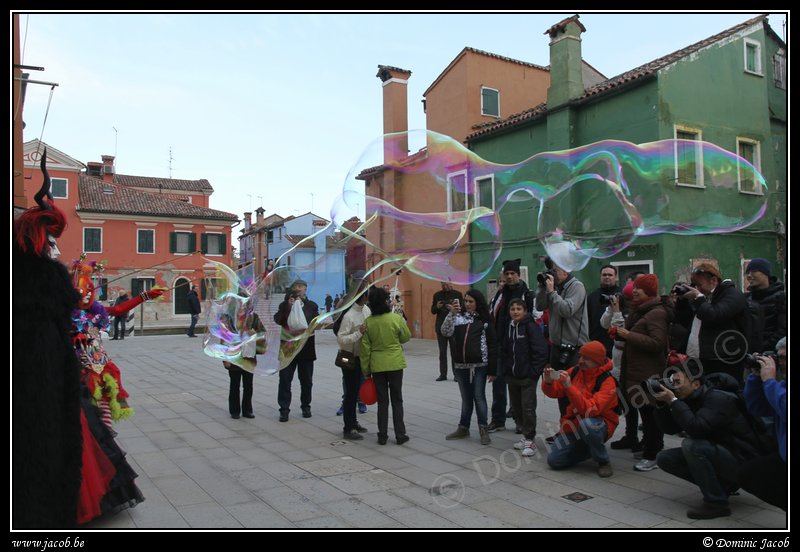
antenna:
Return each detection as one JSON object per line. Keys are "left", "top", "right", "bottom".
{"left": 257, "top": 195, "right": 263, "bottom": 207}
{"left": 247, "top": 194, "right": 253, "bottom": 210}
{"left": 112, "top": 126, "right": 118, "bottom": 158}
{"left": 168, "top": 146, "right": 175, "bottom": 179}
{"left": 310, "top": 192, "right": 314, "bottom": 214}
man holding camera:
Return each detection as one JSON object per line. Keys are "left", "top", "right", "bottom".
{"left": 651, "top": 360, "right": 765, "bottom": 519}
{"left": 678, "top": 263, "right": 748, "bottom": 384}
{"left": 535, "top": 258, "right": 589, "bottom": 428}
{"left": 431, "top": 282, "right": 463, "bottom": 381}
{"left": 587, "top": 265, "right": 621, "bottom": 357}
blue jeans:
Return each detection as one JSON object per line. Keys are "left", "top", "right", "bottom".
{"left": 657, "top": 438, "right": 738, "bottom": 505}
{"left": 188, "top": 314, "right": 199, "bottom": 336}
{"left": 454, "top": 366, "right": 488, "bottom": 428}
{"left": 547, "top": 417, "right": 610, "bottom": 468}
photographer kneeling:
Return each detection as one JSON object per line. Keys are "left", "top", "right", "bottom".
{"left": 736, "top": 338, "right": 786, "bottom": 510}
{"left": 651, "top": 360, "right": 765, "bottom": 520}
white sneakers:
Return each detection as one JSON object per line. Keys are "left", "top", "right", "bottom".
{"left": 513, "top": 438, "right": 537, "bottom": 457}
{"left": 634, "top": 458, "right": 659, "bottom": 471}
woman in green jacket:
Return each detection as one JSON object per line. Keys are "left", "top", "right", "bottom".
{"left": 361, "top": 286, "right": 412, "bottom": 445}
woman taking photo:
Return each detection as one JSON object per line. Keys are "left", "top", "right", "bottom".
{"left": 361, "top": 286, "right": 411, "bottom": 445}
{"left": 440, "top": 289, "right": 497, "bottom": 445}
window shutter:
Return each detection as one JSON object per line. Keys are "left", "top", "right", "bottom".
{"left": 201, "top": 278, "right": 207, "bottom": 300}
{"left": 131, "top": 278, "right": 141, "bottom": 297}
{"left": 221, "top": 233, "right": 227, "bottom": 255}
{"left": 190, "top": 233, "right": 197, "bottom": 253}
{"left": 170, "top": 232, "right": 177, "bottom": 253}
{"left": 201, "top": 233, "right": 208, "bottom": 254}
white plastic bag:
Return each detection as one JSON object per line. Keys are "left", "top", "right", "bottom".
{"left": 287, "top": 299, "right": 309, "bottom": 331}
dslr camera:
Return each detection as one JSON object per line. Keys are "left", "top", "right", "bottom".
{"left": 641, "top": 377, "right": 673, "bottom": 395}
{"left": 537, "top": 257, "right": 557, "bottom": 287}
{"left": 671, "top": 283, "right": 692, "bottom": 296}
{"left": 558, "top": 344, "right": 577, "bottom": 366}
{"left": 599, "top": 292, "right": 621, "bottom": 307}
{"left": 743, "top": 351, "right": 776, "bottom": 372}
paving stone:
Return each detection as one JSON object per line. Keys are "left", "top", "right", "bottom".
{"left": 223, "top": 501, "right": 295, "bottom": 528}
{"left": 177, "top": 502, "right": 243, "bottom": 528}
{"left": 295, "top": 456, "right": 375, "bottom": 477}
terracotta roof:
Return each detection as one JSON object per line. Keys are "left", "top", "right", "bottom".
{"left": 112, "top": 173, "right": 214, "bottom": 193}
{"left": 377, "top": 65, "right": 412, "bottom": 81}
{"left": 77, "top": 175, "right": 237, "bottom": 222}
{"left": 467, "top": 14, "right": 769, "bottom": 142}
{"left": 356, "top": 147, "right": 429, "bottom": 181}
{"left": 424, "top": 47, "right": 548, "bottom": 97}
{"left": 545, "top": 14, "right": 586, "bottom": 38}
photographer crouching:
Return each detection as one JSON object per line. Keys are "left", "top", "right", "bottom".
{"left": 535, "top": 257, "right": 589, "bottom": 434}
{"left": 736, "top": 337, "right": 786, "bottom": 510}
{"left": 649, "top": 360, "right": 768, "bottom": 520}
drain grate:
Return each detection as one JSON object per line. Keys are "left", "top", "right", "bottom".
{"left": 562, "top": 492, "right": 593, "bottom": 503}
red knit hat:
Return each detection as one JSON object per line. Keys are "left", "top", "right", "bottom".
{"left": 634, "top": 273, "right": 659, "bottom": 297}
{"left": 622, "top": 281, "right": 634, "bottom": 301}
{"left": 579, "top": 341, "right": 607, "bottom": 366}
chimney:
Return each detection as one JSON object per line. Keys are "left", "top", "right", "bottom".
{"left": 86, "top": 162, "right": 104, "bottom": 178}
{"left": 376, "top": 65, "right": 411, "bottom": 165}
{"left": 100, "top": 154, "right": 115, "bottom": 182}
{"left": 545, "top": 14, "right": 586, "bottom": 108}
{"left": 255, "top": 206, "right": 265, "bottom": 226}
{"left": 243, "top": 211, "right": 252, "bottom": 231}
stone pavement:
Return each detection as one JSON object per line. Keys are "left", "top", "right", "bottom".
{"left": 86, "top": 331, "right": 786, "bottom": 529}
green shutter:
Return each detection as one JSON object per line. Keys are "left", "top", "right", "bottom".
{"left": 170, "top": 232, "right": 177, "bottom": 253}
{"left": 201, "top": 233, "right": 208, "bottom": 254}
{"left": 221, "top": 233, "right": 227, "bottom": 255}
{"left": 190, "top": 233, "right": 197, "bottom": 253}
{"left": 131, "top": 278, "right": 141, "bottom": 297}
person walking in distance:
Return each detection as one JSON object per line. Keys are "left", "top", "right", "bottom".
{"left": 187, "top": 284, "right": 201, "bottom": 337}
{"left": 431, "top": 282, "right": 463, "bottom": 381}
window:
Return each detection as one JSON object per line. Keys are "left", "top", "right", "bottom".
{"left": 744, "top": 39, "right": 762, "bottom": 75}
{"left": 447, "top": 171, "right": 468, "bottom": 217}
{"left": 674, "top": 127, "right": 704, "bottom": 187}
{"left": 267, "top": 229, "right": 274, "bottom": 244}
{"left": 481, "top": 87, "right": 500, "bottom": 117}
{"left": 170, "top": 231, "right": 196, "bottom": 254}
{"left": 137, "top": 229, "right": 155, "bottom": 254}
{"left": 773, "top": 49, "right": 786, "bottom": 89}
{"left": 475, "top": 176, "right": 495, "bottom": 211}
{"left": 737, "top": 138, "right": 762, "bottom": 194}
{"left": 611, "top": 261, "right": 654, "bottom": 286}
{"left": 51, "top": 178, "right": 68, "bottom": 199}
{"left": 131, "top": 277, "right": 155, "bottom": 297}
{"left": 202, "top": 233, "right": 226, "bottom": 255}
{"left": 83, "top": 227, "right": 102, "bottom": 252}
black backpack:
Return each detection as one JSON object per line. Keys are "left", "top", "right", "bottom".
{"left": 568, "top": 367, "right": 623, "bottom": 415}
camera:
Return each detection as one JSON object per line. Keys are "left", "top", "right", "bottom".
{"left": 641, "top": 377, "right": 673, "bottom": 395}
{"left": 599, "top": 292, "right": 621, "bottom": 307}
{"left": 558, "top": 344, "right": 577, "bottom": 365}
{"left": 743, "top": 351, "right": 776, "bottom": 372}
{"left": 537, "top": 257, "right": 557, "bottom": 287}
{"left": 671, "top": 283, "right": 692, "bottom": 296}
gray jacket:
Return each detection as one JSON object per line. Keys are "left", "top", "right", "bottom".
{"left": 535, "top": 275, "right": 589, "bottom": 347}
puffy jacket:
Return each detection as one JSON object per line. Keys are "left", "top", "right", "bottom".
{"left": 692, "top": 280, "right": 747, "bottom": 361}
{"left": 620, "top": 296, "right": 673, "bottom": 403}
{"left": 361, "top": 312, "right": 411, "bottom": 375}
{"left": 654, "top": 381, "right": 764, "bottom": 462}
{"left": 440, "top": 311, "right": 497, "bottom": 372}
{"left": 746, "top": 279, "right": 787, "bottom": 351}
{"left": 542, "top": 358, "right": 619, "bottom": 440}
{"left": 502, "top": 314, "right": 548, "bottom": 379}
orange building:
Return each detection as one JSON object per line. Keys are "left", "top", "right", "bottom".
{"left": 22, "top": 139, "right": 239, "bottom": 320}
{"left": 365, "top": 49, "right": 605, "bottom": 339}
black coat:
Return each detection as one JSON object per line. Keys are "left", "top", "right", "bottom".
{"left": 587, "top": 285, "right": 621, "bottom": 355}
{"left": 12, "top": 244, "right": 83, "bottom": 528}
{"left": 274, "top": 298, "right": 320, "bottom": 361}
{"left": 502, "top": 314, "right": 548, "bottom": 379}
{"left": 187, "top": 290, "right": 202, "bottom": 315}
{"left": 654, "top": 380, "right": 763, "bottom": 462}
{"left": 692, "top": 280, "right": 747, "bottom": 361}
{"left": 445, "top": 313, "right": 498, "bottom": 374}
{"left": 491, "top": 281, "right": 535, "bottom": 341}
{"left": 431, "top": 289, "right": 463, "bottom": 335}
{"left": 746, "top": 279, "right": 787, "bottom": 351}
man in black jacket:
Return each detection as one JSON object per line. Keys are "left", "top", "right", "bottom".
{"left": 187, "top": 285, "right": 202, "bottom": 337}
{"left": 111, "top": 290, "right": 130, "bottom": 340}
{"left": 681, "top": 263, "right": 747, "bottom": 384}
{"left": 431, "top": 282, "right": 463, "bottom": 381}
{"left": 651, "top": 361, "right": 763, "bottom": 520}
{"left": 274, "top": 279, "right": 319, "bottom": 421}
{"left": 744, "top": 258, "right": 787, "bottom": 352}
{"left": 586, "top": 265, "right": 621, "bottom": 357}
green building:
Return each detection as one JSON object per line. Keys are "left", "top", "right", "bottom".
{"left": 466, "top": 14, "right": 786, "bottom": 294}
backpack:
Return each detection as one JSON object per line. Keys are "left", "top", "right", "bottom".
{"left": 704, "top": 372, "right": 777, "bottom": 456}
{"left": 569, "top": 367, "right": 623, "bottom": 415}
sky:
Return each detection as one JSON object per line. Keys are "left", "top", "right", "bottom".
{"left": 17, "top": 11, "right": 787, "bottom": 226}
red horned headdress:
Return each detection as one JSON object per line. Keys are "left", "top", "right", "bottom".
{"left": 14, "top": 147, "right": 67, "bottom": 258}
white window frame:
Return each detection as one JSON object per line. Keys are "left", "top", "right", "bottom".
{"left": 736, "top": 137, "right": 762, "bottom": 195}
{"left": 205, "top": 232, "right": 225, "bottom": 257}
{"left": 740, "top": 258, "right": 752, "bottom": 292}
{"left": 743, "top": 38, "right": 763, "bottom": 76}
{"left": 610, "top": 260, "right": 654, "bottom": 281}
{"left": 446, "top": 170, "right": 469, "bottom": 219}
{"left": 137, "top": 228, "right": 156, "bottom": 254}
{"left": 480, "top": 86, "right": 500, "bottom": 118}
{"left": 50, "top": 177, "right": 68, "bottom": 199}
{"left": 174, "top": 231, "right": 193, "bottom": 255}
{"left": 674, "top": 125, "right": 705, "bottom": 188}
{"left": 474, "top": 175, "right": 495, "bottom": 211}
{"left": 83, "top": 227, "right": 103, "bottom": 253}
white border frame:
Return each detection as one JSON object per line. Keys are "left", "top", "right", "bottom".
{"left": 446, "top": 170, "right": 469, "bottom": 219}
{"left": 474, "top": 175, "right": 495, "bottom": 211}
{"left": 736, "top": 137, "right": 763, "bottom": 195}
{"left": 743, "top": 38, "right": 763, "bottom": 76}
{"left": 674, "top": 125, "right": 705, "bottom": 188}
{"left": 203, "top": 231, "right": 225, "bottom": 257}
{"left": 83, "top": 227, "right": 103, "bottom": 253}
{"left": 480, "top": 86, "right": 500, "bottom": 118}
{"left": 174, "top": 231, "right": 193, "bottom": 255}
{"left": 610, "top": 259, "right": 654, "bottom": 279}
{"left": 50, "top": 177, "right": 68, "bottom": 199}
